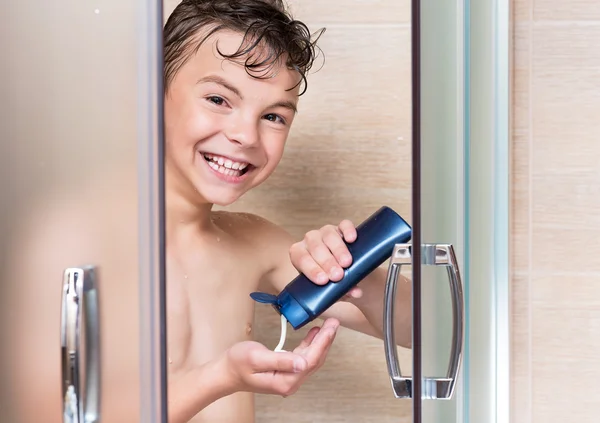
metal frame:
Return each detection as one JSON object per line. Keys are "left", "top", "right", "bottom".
{"left": 418, "top": 0, "right": 510, "bottom": 421}
{"left": 464, "top": 0, "right": 511, "bottom": 422}
{"left": 137, "top": 0, "right": 168, "bottom": 421}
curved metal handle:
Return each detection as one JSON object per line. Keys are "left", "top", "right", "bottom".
{"left": 61, "top": 266, "right": 101, "bottom": 423}
{"left": 383, "top": 243, "right": 464, "bottom": 400}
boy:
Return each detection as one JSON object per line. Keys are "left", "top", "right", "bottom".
{"left": 163, "top": 1, "right": 412, "bottom": 422}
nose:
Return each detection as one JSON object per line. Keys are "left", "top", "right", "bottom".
{"left": 225, "top": 117, "right": 259, "bottom": 147}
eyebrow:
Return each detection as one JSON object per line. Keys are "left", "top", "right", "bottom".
{"left": 268, "top": 100, "right": 298, "bottom": 114}
{"left": 197, "top": 75, "right": 243, "bottom": 99}
{"left": 197, "top": 75, "right": 298, "bottom": 114}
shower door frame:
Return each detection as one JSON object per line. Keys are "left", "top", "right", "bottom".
{"left": 415, "top": 0, "right": 511, "bottom": 422}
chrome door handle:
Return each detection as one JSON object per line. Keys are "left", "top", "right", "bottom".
{"left": 383, "top": 243, "right": 464, "bottom": 400}
{"left": 61, "top": 266, "right": 101, "bottom": 423}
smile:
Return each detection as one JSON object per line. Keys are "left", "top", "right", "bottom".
{"left": 201, "top": 153, "right": 253, "bottom": 179}
{"left": 203, "top": 153, "right": 250, "bottom": 176}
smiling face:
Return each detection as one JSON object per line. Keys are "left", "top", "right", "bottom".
{"left": 164, "top": 29, "right": 301, "bottom": 207}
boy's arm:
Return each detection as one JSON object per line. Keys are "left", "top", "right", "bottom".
{"left": 260, "top": 219, "right": 412, "bottom": 349}
{"left": 323, "top": 267, "right": 412, "bottom": 348}
{"left": 168, "top": 358, "right": 232, "bottom": 423}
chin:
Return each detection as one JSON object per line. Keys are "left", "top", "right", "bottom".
{"left": 199, "top": 189, "right": 245, "bottom": 207}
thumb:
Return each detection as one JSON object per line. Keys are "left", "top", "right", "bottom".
{"left": 250, "top": 350, "right": 307, "bottom": 374}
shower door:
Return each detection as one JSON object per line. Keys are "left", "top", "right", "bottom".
{"left": 384, "top": 0, "right": 510, "bottom": 422}
{"left": 0, "top": 0, "right": 167, "bottom": 422}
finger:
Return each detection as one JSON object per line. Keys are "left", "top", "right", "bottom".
{"left": 252, "top": 371, "right": 302, "bottom": 398}
{"left": 304, "top": 229, "right": 343, "bottom": 282}
{"left": 338, "top": 219, "right": 357, "bottom": 243}
{"left": 294, "top": 326, "right": 321, "bottom": 353}
{"left": 290, "top": 242, "right": 329, "bottom": 284}
{"left": 347, "top": 287, "right": 363, "bottom": 299}
{"left": 248, "top": 349, "right": 307, "bottom": 374}
{"left": 306, "top": 325, "right": 339, "bottom": 373}
{"left": 303, "top": 319, "right": 339, "bottom": 367}
{"left": 321, "top": 225, "right": 353, "bottom": 269}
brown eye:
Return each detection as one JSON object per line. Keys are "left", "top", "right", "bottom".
{"left": 263, "top": 113, "right": 285, "bottom": 125}
{"left": 207, "top": 96, "right": 225, "bottom": 106}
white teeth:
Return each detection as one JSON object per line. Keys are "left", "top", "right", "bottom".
{"left": 203, "top": 153, "right": 249, "bottom": 172}
{"left": 204, "top": 153, "right": 250, "bottom": 178}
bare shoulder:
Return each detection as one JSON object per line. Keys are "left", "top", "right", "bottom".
{"left": 212, "top": 211, "right": 294, "bottom": 245}
{"left": 211, "top": 211, "right": 303, "bottom": 293}
{"left": 211, "top": 211, "right": 295, "bottom": 272}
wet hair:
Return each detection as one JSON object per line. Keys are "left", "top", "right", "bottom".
{"left": 163, "top": 0, "right": 325, "bottom": 96}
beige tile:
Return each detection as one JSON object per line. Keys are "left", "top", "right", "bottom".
{"left": 289, "top": 26, "right": 412, "bottom": 151}
{"left": 532, "top": 274, "right": 600, "bottom": 306}
{"left": 511, "top": 274, "right": 531, "bottom": 423}
{"left": 514, "top": 23, "right": 531, "bottom": 71}
{"left": 512, "top": 67, "right": 529, "bottom": 139}
{"left": 531, "top": 67, "right": 600, "bottom": 172}
{"left": 531, "top": 170, "right": 600, "bottom": 231}
{"left": 533, "top": 24, "right": 600, "bottom": 69}
{"left": 512, "top": 23, "right": 530, "bottom": 138}
{"left": 531, "top": 169, "right": 600, "bottom": 273}
{"left": 511, "top": 134, "right": 530, "bottom": 273}
{"left": 286, "top": 0, "right": 411, "bottom": 24}
{"left": 163, "top": 0, "right": 179, "bottom": 19}
{"left": 513, "top": 0, "right": 532, "bottom": 22}
{"left": 531, "top": 276, "right": 600, "bottom": 421}
{"left": 533, "top": 0, "right": 600, "bottom": 21}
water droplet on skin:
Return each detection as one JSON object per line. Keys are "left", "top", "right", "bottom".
{"left": 184, "top": 274, "right": 188, "bottom": 279}
{"left": 216, "top": 237, "right": 220, "bottom": 242}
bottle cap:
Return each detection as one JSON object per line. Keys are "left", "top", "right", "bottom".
{"left": 250, "top": 290, "right": 310, "bottom": 329}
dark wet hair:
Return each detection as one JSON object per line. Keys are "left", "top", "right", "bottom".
{"left": 163, "top": 0, "right": 325, "bottom": 95}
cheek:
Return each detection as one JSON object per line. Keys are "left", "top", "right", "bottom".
{"left": 260, "top": 138, "right": 287, "bottom": 172}
{"left": 166, "top": 108, "right": 211, "bottom": 150}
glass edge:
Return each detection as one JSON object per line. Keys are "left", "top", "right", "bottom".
{"left": 467, "top": 0, "right": 511, "bottom": 422}
{"left": 137, "top": 0, "right": 167, "bottom": 422}
{"left": 493, "top": 0, "right": 511, "bottom": 422}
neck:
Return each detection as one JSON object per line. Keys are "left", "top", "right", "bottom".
{"left": 165, "top": 168, "right": 214, "bottom": 241}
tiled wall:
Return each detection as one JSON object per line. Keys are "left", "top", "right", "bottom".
{"left": 511, "top": 0, "right": 600, "bottom": 421}
{"left": 164, "top": 1, "right": 414, "bottom": 422}
{"left": 163, "top": 0, "right": 600, "bottom": 421}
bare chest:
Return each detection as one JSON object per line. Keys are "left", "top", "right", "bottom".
{"left": 165, "top": 244, "right": 268, "bottom": 371}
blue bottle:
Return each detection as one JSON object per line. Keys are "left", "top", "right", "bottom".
{"left": 250, "top": 206, "right": 412, "bottom": 330}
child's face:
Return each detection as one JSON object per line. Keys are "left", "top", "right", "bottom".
{"left": 164, "top": 29, "right": 300, "bottom": 206}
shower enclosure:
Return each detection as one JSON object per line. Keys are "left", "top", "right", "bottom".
{"left": 406, "top": 0, "right": 510, "bottom": 422}
{"left": 0, "top": 0, "right": 509, "bottom": 422}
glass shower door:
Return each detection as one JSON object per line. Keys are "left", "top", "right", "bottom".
{"left": 381, "top": 0, "right": 510, "bottom": 422}
{"left": 0, "top": 0, "right": 167, "bottom": 422}
{"left": 416, "top": 0, "right": 467, "bottom": 421}
{"left": 381, "top": 0, "right": 466, "bottom": 419}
